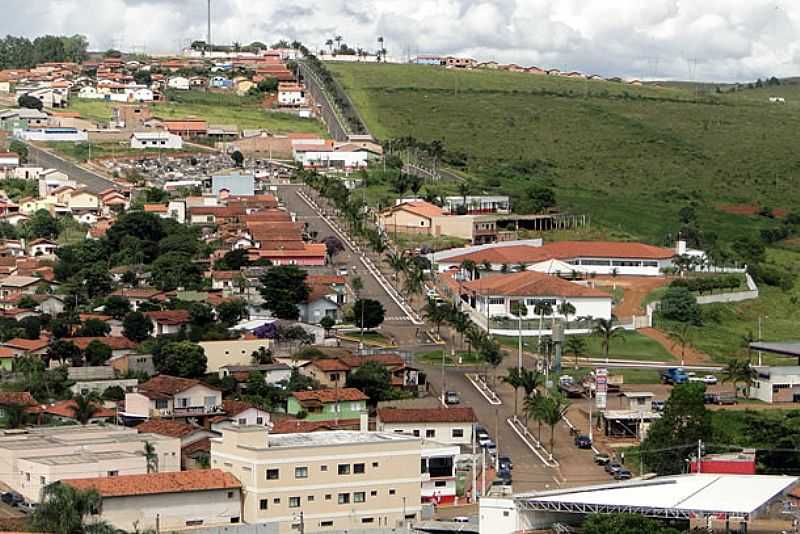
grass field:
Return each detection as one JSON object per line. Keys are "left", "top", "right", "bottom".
{"left": 329, "top": 63, "right": 800, "bottom": 243}
{"left": 44, "top": 141, "right": 206, "bottom": 162}
{"left": 497, "top": 330, "right": 675, "bottom": 362}
{"left": 416, "top": 349, "right": 482, "bottom": 366}
{"left": 68, "top": 91, "right": 325, "bottom": 134}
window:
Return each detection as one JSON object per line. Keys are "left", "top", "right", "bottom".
{"left": 329, "top": 373, "right": 339, "bottom": 382}
{"left": 39, "top": 476, "right": 45, "bottom": 485}
{"left": 325, "top": 494, "right": 332, "bottom": 500}
{"left": 230, "top": 517, "right": 240, "bottom": 524}
{"left": 289, "top": 497, "right": 300, "bottom": 508}
{"left": 361, "top": 518, "right": 374, "bottom": 524}
{"left": 338, "top": 493, "right": 350, "bottom": 505}
{"left": 488, "top": 297, "right": 504, "bottom": 305}
{"left": 452, "top": 428, "right": 464, "bottom": 438}
{"left": 307, "top": 495, "right": 315, "bottom": 502}
{"left": 435, "top": 481, "right": 447, "bottom": 488}
{"left": 266, "top": 469, "right": 279, "bottom": 480}
{"left": 338, "top": 464, "right": 350, "bottom": 475}
{"left": 295, "top": 466, "right": 308, "bottom": 479}
{"left": 372, "top": 462, "right": 379, "bottom": 468}
{"left": 107, "top": 471, "right": 118, "bottom": 477}
{"left": 227, "top": 491, "right": 235, "bottom": 498}
{"left": 237, "top": 418, "right": 246, "bottom": 425}
{"left": 25, "top": 473, "right": 30, "bottom": 482}
{"left": 503, "top": 511, "right": 510, "bottom": 517}
{"left": 370, "top": 490, "right": 378, "bottom": 496}
{"left": 389, "top": 489, "right": 396, "bottom": 496}
{"left": 320, "top": 521, "right": 333, "bottom": 527}
{"left": 259, "top": 499, "right": 268, "bottom": 510}
{"left": 320, "top": 465, "right": 328, "bottom": 472}
{"left": 353, "top": 463, "right": 365, "bottom": 474}
{"left": 273, "top": 498, "right": 280, "bottom": 504}
{"left": 185, "top": 520, "right": 204, "bottom": 527}
{"left": 426, "top": 429, "right": 436, "bottom": 438}
{"left": 256, "top": 417, "right": 263, "bottom": 425}
{"left": 353, "top": 492, "right": 365, "bottom": 503}
{"left": 412, "top": 430, "right": 420, "bottom": 437}
{"left": 155, "top": 399, "right": 168, "bottom": 409}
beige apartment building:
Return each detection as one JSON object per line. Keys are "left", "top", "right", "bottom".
{"left": 211, "top": 425, "right": 422, "bottom": 533}
{"left": 0, "top": 425, "right": 181, "bottom": 502}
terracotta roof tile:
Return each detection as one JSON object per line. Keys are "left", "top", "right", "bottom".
{"left": 44, "top": 399, "right": 116, "bottom": 419}
{"left": 145, "top": 309, "right": 191, "bottom": 325}
{"left": 377, "top": 407, "right": 476, "bottom": 424}
{"left": 292, "top": 388, "right": 368, "bottom": 404}
{"left": 462, "top": 270, "right": 610, "bottom": 298}
{"left": 222, "top": 399, "right": 262, "bottom": 417}
{"left": 445, "top": 241, "right": 674, "bottom": 265}
{"left": 310, "top": 359, "right": 350, "bottom": 372}
{"left": 136, "top": 419, "right": 200, "bottom": 438}
{"left": 66, "top": 337, "right": 137, "bottom": 351}
{"left": 270, "top": 418, "right": 361, "bottom": 434}
{"left": 63, "top": 469, "right": 240, "bottom": 498}
{"left": 3, "top": 337, "right": 49, "bottom": 352}
{"left": 384, "top": 200, "right": 444, "bottom": 220}
{"left": 0, "top": 392, "right": 37, "bottom": 406}
{"left": 139, "top": 375, "right": 218, "bottom": 397}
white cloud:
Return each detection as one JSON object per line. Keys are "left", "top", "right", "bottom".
{"left": 1, "top": 0, "right": 797, "bottom": 81}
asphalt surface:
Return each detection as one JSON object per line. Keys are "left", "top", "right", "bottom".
{"left": 417, "top": 342, "right": 612, "bottom": 494}
{"left": 276, "top": 184, "right": 420, "bottom": 344}
{"left": 24, "top": 142, "right": 117, "bottom": 193}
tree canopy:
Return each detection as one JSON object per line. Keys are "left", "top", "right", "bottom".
{"left": 346, "top": 360, "right": 392, "bottom": 402}
{"left": 259, "top": 266, "right": 310, "bottom": 320}
{"left": 155, "top": 341, "right": 207, "bottom": 378}
{"left": 353, "top": 299, "right": 385, "bottom": 330}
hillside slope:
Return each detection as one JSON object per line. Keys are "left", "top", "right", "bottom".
{"left": 330, "top": 63, "right": 800, "bottom": 243}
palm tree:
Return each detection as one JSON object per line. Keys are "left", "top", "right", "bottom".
{"left": 722, "top": 359, "right": 755, "bottom": 398}
{"left": 465, "top": 325, "right": 486, "bottom": 359}
{"left": 564, "top": 336, "right": 587, "bottom": 368}
{"left": 325, "top": 39, "right": 334, "bottom": 53}
{"left": 524, "top": 392, "right": 546, "bottom": 442}
{"left": 457, "top": 181, "right": 471, "bottom": 210}
{"left": 592, "top": 317, "right": 625, "bottom": 360}
{"left": 532, "top": 301, "right": 553, "bottom": 353}
{"left": 502, "top": 368, "right": 523, "bottom": 417}
{"left": 69, "top": 394, "right": 99, "bottom": 425}
{"left": 610, "top": 267, "right": 619, "bottom": 290}
{"left": 32, "top": 483, "right": 107, "bottom": 534}
{"left": 479, "top": 336, "right": 505, "bottom": 388}
{"left": 541, "top": 393, "right": 571, "bottom": 454}
{"left": 144, "top": 441, "right": 159, "bottom": 473}
{"left": 377, "top": 36, "right": 385, "bottom": 60}
{"left": 742, "top": 330, "right": 756, "bottom": 364}
{"left": 423, "top": 300, "right": 448, "bottom": 336}
{"left": 558, "top": 301, "right": 576, "bottom": 327}
{"left": 668, "top": 324, "right": 692, "bottom": 365}
{"left": 403, "top": 264, "right": 425, "bottom": 300}
{"left": 447, "top": 308, "right": 471, "bottom": 351}
{"left": 460, "top": 259, "right": 477, "bottom": 281}
{"left": 384, "top": 250, "right": 409, "bottom": 283}
{"left": 334, "top": 35, "right": 343, "bottom": 49}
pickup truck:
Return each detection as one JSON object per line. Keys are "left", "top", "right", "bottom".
{"left": 558, "top": 375, "right": 585, "bottom": 398}
{"left": 661, "top": 367, "right": 689, "bottom": 385}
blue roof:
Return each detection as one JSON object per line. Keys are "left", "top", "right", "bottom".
{"left": 211, "top": 173, "right": 255, "bottom": 196}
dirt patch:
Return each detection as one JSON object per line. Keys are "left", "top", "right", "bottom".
{"left": 639, "top": 327, "right": 711, "bottom": 365}
{"left": 717, "top": 203, "right": 787, "bottom": 218}
{"left": 592, "top": 276, "right": 668, "bottom": 317}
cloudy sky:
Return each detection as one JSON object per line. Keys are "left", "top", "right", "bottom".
{"left": 3, "top": 0, "right": 799, "bottom": 81}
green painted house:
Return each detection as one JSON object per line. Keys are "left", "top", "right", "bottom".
{"left": 287, "top": 388, "right": 369, "bottom": 422}
{"left": 0, "top": 108, "right": 49, "bottom": 131}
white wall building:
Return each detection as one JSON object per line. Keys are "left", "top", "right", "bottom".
{"left": 167, "top": 77, "right": 190, "bottom": 90}
{"left": 15, "top": 127, "right": 88, "bottom": 142}
{"left": 130, "top": 131, "right": 183, "bottom": 150}
{"left": 377, "top": 407, "right": 476, "bottom": 447}
{"left": 751, "top": 366, "right": 800, "bottom": 403}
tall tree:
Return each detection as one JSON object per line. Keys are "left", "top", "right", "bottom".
{"left": 32, "top": 483, "right": 107, "bottom": 534}
{"left": 122, "top": 311, "right": 153, "bottom": 342}
{"left": 346, "top": 360, "right": 392, "bottom": 403}
{"left": 156, "top": 341, "right": 207, "bottom": 378}
{"left": 259, "top": 266, "right": 310, "bottom": 320}
{"left": 564, "top": 336, "right": 588, "bottom": 368}
{"left": 144, "top": 441, "right": 158, "bottom": 473}
{"left": 540, "top": 392, "right": 570, "bottom": 454}
{"left": 502, "top": 367, "right": 523, "bottom": 417}
{"left": 69, "top": 394, "right": 99, "bottom": 425}
{"left": 592, "top": 317, "right": 625, "bottom": 359}
{"left": 721, "top": 359, "right": 755, "bottom": 398}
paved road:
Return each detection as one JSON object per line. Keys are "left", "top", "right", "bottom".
{"left": 25, "top": 142, "right": 117, "bottom": 193}
{"left": 276, "top": 184, "right": 420, "bottom": 344}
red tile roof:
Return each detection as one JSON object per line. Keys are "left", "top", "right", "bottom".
{"left": 63, "top": 469, "right": 240, "bottom": 498}
{"left": 306, "top": 275, "right": 346, "bottom": 285}
{"left": 44, "top": 399, "right": 116, "bottom": 419}
{"left": 111, "top": 288, "right": 164, "bottom": 300}
{"left": 445, "top": 241, "right": 674, "bottom": 265}
{"left": 137, "top": 419, "right": 201, "bottom": 438}
{"left": 377, "top": 407, "right": 476, "bottom": 424}
{"left": 139, "top": 375, "right": 218, "bottom": 398}
{"left": 0, "top": 392, "right": 37, "bottom": 407}
{"left": 3, "top": 337, "right": 49, "bottom": 352}
{"left": 292, "top": 388, "right": 368, "bottom": 404}
{"left": 383, "top": 200, "right": 444, "bottom": 220}
{"left": 270, "top": 418, "right": 361, "bottom": 434}
{"left": 310, "top": 359, "right": 350, "bottom": 372}
{"left": 145, "top": 309, "right": 191, "bottom": 325}
{"left": 221, "top": 399, "right": 261, "bottom": 417}
{"left": 462, "top": 270, "right": 609, "bottom": 298}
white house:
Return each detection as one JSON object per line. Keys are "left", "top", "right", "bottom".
{"left": 751, "top": 366, "right": 800, "bottom": 403}
{"left": 167, "top": 77, "right": 190, "bottom": 90}
{"left": 130, "top": 131, "right": 183, "bottom": 150}
{"left": 377, "top": 407, "right": 476, "bottom": 446}
{"left": 277, "top": 82, "right": 306, "bottom": 106}
{"left": 293, "top": 142, "right": 369, "bottom": 171}
{"left": 64, "top": 470, "right": 242, "bottom": 531}
{"left": 27, "top": 238, "right": 58, "bottom": 257}
{"left": 460, "top": 270, "right": 613, "bottom": 335}
{"left": 0, "top": 152, "right": 20, "bottom": 170}
{"left": 122, "top": 375, "right": 223, "bottom": 420}
{"left": 77, "top": 86, "right": 101, "bottom": 99}
{"left": 15, "top": 127, "right": 88, "bottom": 142}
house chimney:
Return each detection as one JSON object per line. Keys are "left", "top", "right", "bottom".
{"left": 676, "top": 240, "right": 687, "bottom": 255}
{"left": 359, "top": 411, "right": 369, "bottom": 433}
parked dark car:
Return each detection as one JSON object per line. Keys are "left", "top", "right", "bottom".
{"left": 715, "top": 394, "right": 736, "bottom": 405}
{"left": 445, "top": 391, "right": 460, "bottom": 405}
{"left": 497, "top": 468, "right": 513, "bottom": 484}
{"left": 0, "top": 491, "right": 23, "bottom": 506}
{"left": 704, "top": 393, "right": 716, "bottom": 405}
{"left": 615, "top": 469, "right": 633, "bottom": 480}
{"left": 498, "top": 456, "right": 513, "bottom": 471}
{"left": 593, "top": 453, "right": 611, "bottom": 465}
{"left": 651, "top": 400, "right": 666, "bottom": 412}
{"left": 574, "top": 435, "right": 592, "bottom": 449}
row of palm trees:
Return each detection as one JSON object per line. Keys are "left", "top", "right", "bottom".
{"left": 502, "top": 367, "right": 570, "bottom": 454}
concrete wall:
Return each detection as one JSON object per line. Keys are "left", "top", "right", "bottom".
{"left": 199, "top": 339, "right": 273, "bottom": 373}
{"left": 94, "top": 488, "right": 242, "bottom": 531}
{"left": 378, "top": 421, "right": 473, "bottom": 446}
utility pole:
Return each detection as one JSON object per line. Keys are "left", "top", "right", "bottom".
{"left": 697, "top": 439, "right": 703, "bottom": 474}
{"left": 471, "top": 421, "right": 477, "bottom": 502}
{"left": 207, "top": 0, "right": 212, "bottom": 48}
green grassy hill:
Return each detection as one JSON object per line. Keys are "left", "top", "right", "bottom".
{"left": 329, "top": 63, "right": 800, "bottom": 243}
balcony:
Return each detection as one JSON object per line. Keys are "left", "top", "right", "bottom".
{"left": 151, "top": 405, "right": 223, "bottom": 418}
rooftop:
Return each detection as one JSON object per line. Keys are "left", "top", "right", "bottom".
{"left": 136, "top": 419, "right": 203, "bottom": 438}
{"left": 26, "top": 450, "right": 140, "bottom": 466}
{"left": 462, "top": 270, "right": 610, "bottom": 298}
{"left": 378, "top": 407, "right": 477, "bottom": 424}
{"left": 292, "top": 388, "right": 368, "bottom": 404}
{"left": 64, "top": 469, "right": 240, "bottom": 498}
{"left": 444, "top": 240, "right": 675, "bottom": 265}
{"left": 516, "top": 474, "right": 798, "bottom": 519}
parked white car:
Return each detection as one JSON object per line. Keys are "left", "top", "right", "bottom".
{"left": 701, "top": 374, "right": 718, "bottom": 385}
